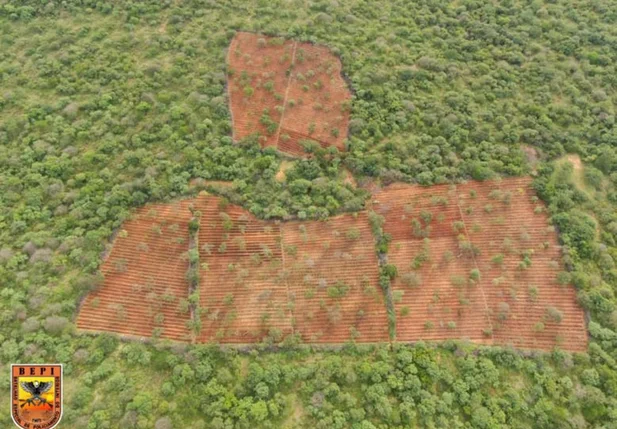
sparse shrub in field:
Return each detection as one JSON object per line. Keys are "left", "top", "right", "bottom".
{"left": 400, "top": 306, "right": 410, "bottom": 317}
{"left": 425, "top": 321, "right": 434, "bottom": 330}
{"left": 346, "top": 228, "right": 361, "bottom": 240}
{"left": 484, "top": 204, "right": 493, "bottom": 213}
{"left": 223, "top": 294, "right": 234, "bottom": 306}
{"left": 420, "top": 210, "right": 433, "bottom": 223}
{"left": 114, "top": 258, "right": 128, "bottom": 273}
{"left": 493, "top": 216, "right": 505, "bottom": 225}
{"left": 177, "top": 300, "right": 190, "bottom": 314}
{"left": 350, "top": 326, "right": 360, "bottom": 340}
{"left": 489, "top": 190, "right": 503, "bottom": 200}
{"left": 469, "top": 268, "right": 481, "bottom": 281}
{"left": 327, "top": 281, "right": 350, "bottom": 298}
{"left": 412, "top": 218, "right": 428, "bottom": 238}
{"left": 411, "top": 242, "right": 431, "bottom": 269}
{"left": 447, "top": 321, "right": 457, "bottom": 329}
{"left": 452, "top": 221, "right": 465, "bottom": 232}
{"left": 431, "top": 196, "right": 448, "bottom": 206}
{"left": 233, "top": 237, "right": 246, "bottom": 251}
{"left": 459, "top": 238, "right": 480, "bottom": 257}
{"left": 546, "top": 306, "right": 563, "bottom": 323}
{"left": 451, "top": 275, "right": 466, "bottom": 287}
{"left": 492, "top": 254, "right": 504, "bottom": 266}
{"left": 243, "top": 86, "right": 254, "bottom": 97}
{"left": 443, "top": 250, "right": 454, "bottom": 263}
{"left": 218, "top": 243, "right": 227, "bottom": 253}
{"left": 483, "top": 328, "right": 493, "bottom": 337}
{"left": 534, "top": 322, "right": 545, "bottom": 332}
{"left": 519, "top": 253, "right": 532, "bottom": 270}
{"left": 470, "top": 190, "right": 477, "bottom": 198}
{"left": 392, "top": 290, "right": 404, "bottom": 303}
{"left": 502, "top": 237, "right": 514, "bottom": 253}
{"left": 528, "top": 286, "right": 539, "bottom": 301}
{"left": 154, "top": 313, "right": 164, "bottom": 325}
{"left": 401, "top": 272, "right": 422, "bottom": 287}
{"left": 111, "top": 304, "right": 126, "bottom": 321}
{"left": 260, "top": 244, "right": 273, "bottom": 259}
{"left": 327, "top": 305, "right": 342, "bottom": 324}
{"left": 219, "top": 213, "right": 233, "bottom": 231}
{"left": 503, "top": 192, "right": 512, "bottom": 205}
{"left": 497, "top": 302, "right": 510, "bottom": 321}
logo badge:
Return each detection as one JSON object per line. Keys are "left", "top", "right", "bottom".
{"left": 11, "top": 364, "right": 63, "bottom": 429}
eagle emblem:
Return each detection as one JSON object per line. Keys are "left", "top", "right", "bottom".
{"left": 19, "top": 380, "right": 54, "bottom": 408}
{"left": 11, "top": 364, "right": 63, "bottom": 429}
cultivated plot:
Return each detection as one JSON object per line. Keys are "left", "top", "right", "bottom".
{"left": 78, "top": 194, "right": 387, "bottom": 344}
{"left": 77, "top": 179, "right": 587, "bottom": 351}
{"left": 77, "top": 200, "right": 194, "bottom": 341}
{"left": 227, "top": 32, "right": 351, "bottom": 157}
{"left": 372, "top": 177, "right": 588, "bottom": 351}
{"left": 282, "top": 213, "right": 388, "bottom": 343}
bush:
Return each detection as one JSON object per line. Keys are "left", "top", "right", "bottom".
{"left": 44, "top": 316, "right": 69, "bottom": 335}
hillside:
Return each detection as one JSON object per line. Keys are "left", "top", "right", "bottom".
{"left": 1, "top": 1, "right": 617, "bottom": 428}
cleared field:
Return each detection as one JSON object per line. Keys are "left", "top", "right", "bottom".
{"left": 193, "top": 195, "right": 293, "bottom": 343}
{"left": 371, "top": 177, "right": 588, "bottom": 351}
{"left": 76, "top": 200, "right": 194, "bottom": 341}
{"left": 77, "top": 194, "right": 387, "bottom": 344}
{"left": 282, "top": 213, "right": 388, "bottom": 343}
{"left": 227, "top": 32, "right": 351, "bottom": 156}
{"left": 77, "top": 179, "right": 587, "bottom": 351}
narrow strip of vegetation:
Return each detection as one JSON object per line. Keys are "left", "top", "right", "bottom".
{"left": 369, "top": 210, "right": 396, "bottom": 340}
{"left": 186, "top": 205, "right": 201, "bottom": 342}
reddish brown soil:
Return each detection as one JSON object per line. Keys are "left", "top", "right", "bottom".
{"left": 78, "top": 194, "right": 386, "bottom": 344}
{"left": 227, "top": 32, "right": 351, "bottom": 156}
{"left": 193, "top": 195, "right": 292, "bottom": 343}
{"left": 77, "top": 178, "right": 587, "bottom": 351}
{"left": 371, "top": 177, "right": 588, "bottom": 351}
{"left": 282, "top": 213, "right": 388, "bottom": 342}
{"left": 76, "top": 200, "right": 194, "bottom": 341}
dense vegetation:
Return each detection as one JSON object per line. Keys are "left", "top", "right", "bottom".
{"left": 1, "top": 0, "right": 617, "bottom": 427}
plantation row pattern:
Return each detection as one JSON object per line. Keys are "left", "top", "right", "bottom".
{"left": 227, "top": 32, "right": 351, "bottom": 157}
{"left": 372, "top": 177, "right": 588, "bottom": 352}
{"left": 78, "top": 194, "right": 388, "bottom": 344}
{"left": 77, "top": 178, "right": 587, "bottom": 351}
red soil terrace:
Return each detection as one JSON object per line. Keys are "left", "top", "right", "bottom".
{"left": 78, "top": 178, "right": 587, "bottom": 351}
{"left": 227, "top": 32, "right": 351, "bottom": 157}
{"left": 77, "top": 200, "right": 194, "bottom": 341}
{"left": 78, "top": 194, "right": 388, "bottom": 344}
{"left": 371, "top": 177, "right": 588, "bottom": 352}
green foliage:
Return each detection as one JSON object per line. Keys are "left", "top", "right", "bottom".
{"left": 1, "top": 0, "right": 617, "bottom": 427}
